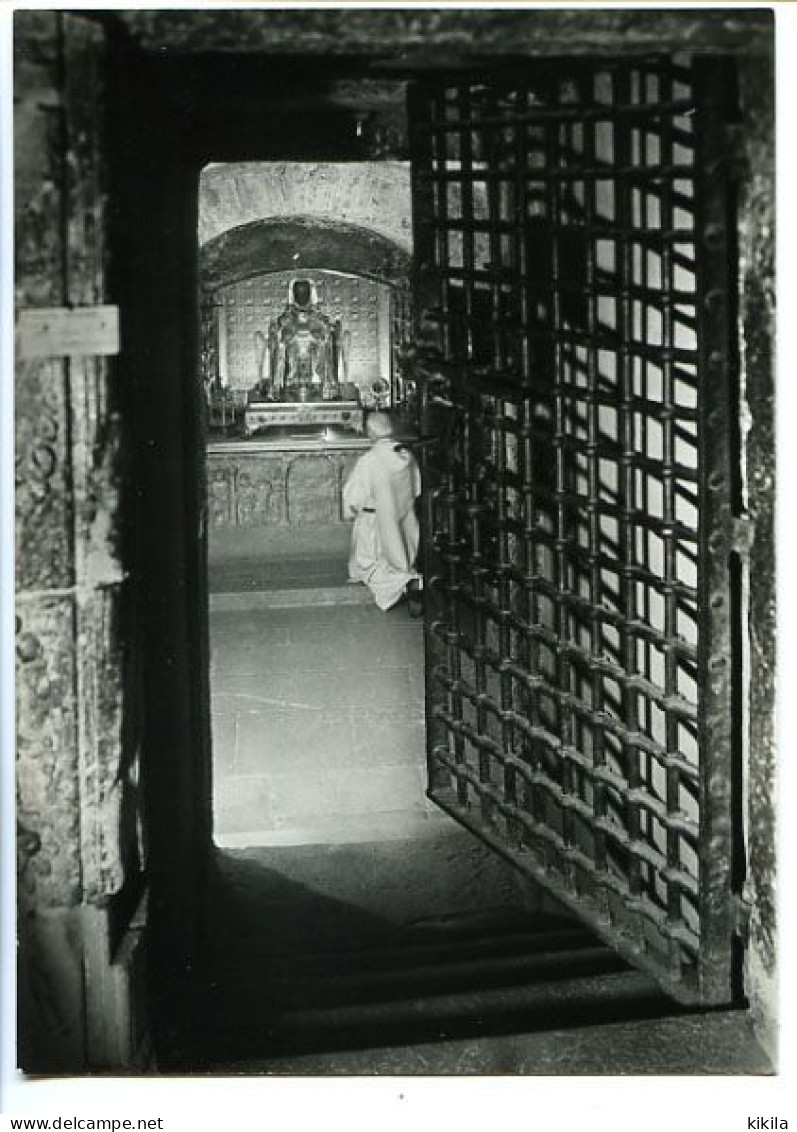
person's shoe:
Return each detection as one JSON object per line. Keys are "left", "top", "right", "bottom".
{"left": 406, "top": 578, "right": 423, "bottom": 619}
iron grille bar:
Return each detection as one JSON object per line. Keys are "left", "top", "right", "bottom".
{"left": 417, "top": 165, "right": 699, "bottom": 183}
{"left": 416, "top": 105, "right": 698, "bottom": 130}
{"left": 414, "top": 57, "right": 735, "bottom": 1006}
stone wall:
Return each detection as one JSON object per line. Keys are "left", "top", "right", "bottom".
{"left": 199, "top": 161, "right": 412, "bottom": 252}
{"left": 15, "top": 11, "right": 145, "bottom": 1071}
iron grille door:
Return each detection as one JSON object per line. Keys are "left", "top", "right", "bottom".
{"left": 409, "top": 58, "right": 738, "bottom": 1006}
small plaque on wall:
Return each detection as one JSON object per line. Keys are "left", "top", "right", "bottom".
{"left": 16, "top": 306, "right": 120, "bottom": 360}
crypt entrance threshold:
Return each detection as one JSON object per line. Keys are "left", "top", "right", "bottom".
{"left": 115, "top": 42, "right": 752, "bottom": 1068}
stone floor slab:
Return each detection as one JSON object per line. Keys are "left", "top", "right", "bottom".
{"left": 211, "top": 595, "right": 427, "bottom": 844}
{"left": 235, "top": 708, "right": 356, "bottom": 775}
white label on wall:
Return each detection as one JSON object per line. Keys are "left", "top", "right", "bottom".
{"left": 16, "top": 306, "right": 120, "bottom": 359}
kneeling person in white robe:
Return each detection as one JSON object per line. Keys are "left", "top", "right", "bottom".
{"left": 343, "top": 412, "right": 421, "bottom": 610}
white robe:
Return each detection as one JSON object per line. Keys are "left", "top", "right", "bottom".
{"left": 342, "top": 439, "right": 422, "bottom": 610}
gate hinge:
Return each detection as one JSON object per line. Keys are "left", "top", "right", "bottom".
{"left": 731, "top": 892, "right": 752, "bottom": 945}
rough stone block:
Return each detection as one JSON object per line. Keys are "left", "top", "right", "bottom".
{"left": 16, "top": 595, "right": 82, "bottom": 910}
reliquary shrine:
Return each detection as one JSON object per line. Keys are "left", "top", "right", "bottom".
{"left": 202, "top": 262, "right": 413, "bottom": 559}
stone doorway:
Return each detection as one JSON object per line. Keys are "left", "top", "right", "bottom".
{"left": 197, "top": 159, "right": 434, "bottom": 846}
{"left": 11, "top": 10, "right": 774, "bottom": 1075}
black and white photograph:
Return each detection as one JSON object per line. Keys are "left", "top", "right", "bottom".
{"left": 2, "top": 0, "right": 784, "bottom": 1105}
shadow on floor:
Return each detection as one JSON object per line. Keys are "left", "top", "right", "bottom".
{"left": 204, "top": 847, "right": 400, "bottom": 963}
{"left": 192, "top": 846, "right": 694, "bottom": 1070}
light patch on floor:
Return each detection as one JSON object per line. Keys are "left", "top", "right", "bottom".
{"left": 210, "top": 598, "right": 447, "bottom": 846}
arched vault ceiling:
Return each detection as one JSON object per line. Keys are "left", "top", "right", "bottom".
{"left": 201, "top": 217, "right": 411, "bottom": 291}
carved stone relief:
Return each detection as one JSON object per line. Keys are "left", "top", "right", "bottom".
{"left": 15, "top": 359, "right": 75, "bottom": 591}
{"left": 16, "top": 597, "right": 82, "bottom": 911}
{"left": 286, "top": 455, "right": 340, "bottom": 524}
{"left": 208, "top": 460, "right": 235, "bottom": 528}
{"left": 236, "top": 457, "right": 286, "bottom": 526}
{"left": 207, "top": 449, "right": 362, "bottom": 531}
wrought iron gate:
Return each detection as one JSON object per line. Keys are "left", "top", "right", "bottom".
{"left": 409, "top": 58, "right": 739, "bottom": 1005}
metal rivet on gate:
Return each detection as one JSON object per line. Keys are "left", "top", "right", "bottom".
{"left": 702, "top": 223, "right": 725, "bottom": 249}
{"left": 704, "top": 289, "right": 724, "bottom": 310}
{"left": 708, "top": 471, "right": 724, "bottom": 489}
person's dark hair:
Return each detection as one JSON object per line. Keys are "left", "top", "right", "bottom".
{"left": 292, "top": 280, "right": 311, "bottom": 308}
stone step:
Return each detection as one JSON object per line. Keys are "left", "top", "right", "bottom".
{"left": 195, "top": 958, "right": 674, "bottom": 1066}
{"left": 206, "top": 916, "right": 590, "bottom": 976}
{"left": 210, "top": 583, "right": 372, "bottom": 611}
{"left": 216, "top": 1007, "right": 770, "bottom": 1076}
{"left": 206, "top": 940, "right": 627, "bottom": 1017}
{"left": 194, "top": 911, "right": 677, "bottom": 1066}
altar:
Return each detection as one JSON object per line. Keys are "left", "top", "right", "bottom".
{"left": 203, "top": 270, "right": 415, "bottom": 569}
{"left": 207, "top": 431, "right": 371, "bottom": 557}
